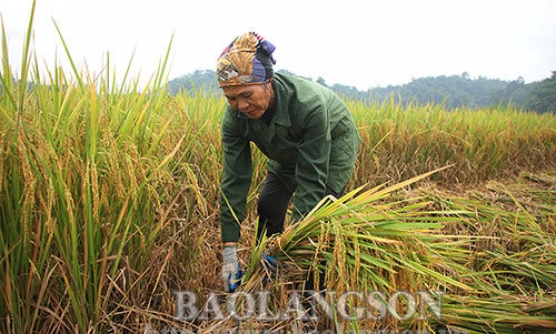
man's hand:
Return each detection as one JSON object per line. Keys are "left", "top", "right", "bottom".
{"left": 221, "top": 245, "right": 243, "bottom": 292}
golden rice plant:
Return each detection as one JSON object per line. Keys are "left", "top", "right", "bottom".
{"left": 0, "top": 4, "right": 202, "bottom": 332}
{"left": 1, "top": 2, "right": 556, "bottom": 333}
{"left": 209, "top": 169, "right": 556, "bottom": 333}
{"left": 349, "top": 96, "right": 556, "bottom": 188}
{"left": 210, "top": 168, "right": 464, "bottom": 332}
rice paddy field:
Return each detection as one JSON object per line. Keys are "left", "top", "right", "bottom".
{"left": 1, "top": 9, "right": 556, "bottom": 334}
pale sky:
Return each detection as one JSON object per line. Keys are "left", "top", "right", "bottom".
{"left": 2, "top": 0, "right": 556, "bottom": 90}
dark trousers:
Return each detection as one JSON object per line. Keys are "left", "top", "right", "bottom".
{"left": 256, "top": 172, "right": 345, "bottom": 292}
{"left": 256, "top": 172, "right": 293, "bottom": 242}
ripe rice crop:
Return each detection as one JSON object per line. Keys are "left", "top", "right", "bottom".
{"left": 1, "top": 4, "right": 555, "bottom": 333}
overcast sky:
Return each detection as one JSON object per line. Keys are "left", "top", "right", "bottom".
{"left": 2, "top": 0, "right": 556, "bottom": 90}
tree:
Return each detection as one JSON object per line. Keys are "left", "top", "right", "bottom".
{"left": 527, "top": 71, "right": 556, "bottom": 113}
{"left": 167, "top": 70, "right": 218, "bottom": 95}
{"left": 163, "top": 68, "right": 553, "bottom": 113}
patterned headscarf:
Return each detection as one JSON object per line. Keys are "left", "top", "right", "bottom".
{"left": 216, "top": 32, "right": 276, "bottom": 87}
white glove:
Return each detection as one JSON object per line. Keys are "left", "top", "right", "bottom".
{"left": 221, "top": 245, "right": 242, "bottom": 292}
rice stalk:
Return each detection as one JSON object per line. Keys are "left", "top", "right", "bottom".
{"left": 223, "top": 168, "right": 478, "bottom": 331}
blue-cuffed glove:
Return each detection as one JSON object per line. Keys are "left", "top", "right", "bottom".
{"left": 221, "top": 245, "right": 243, "bottom": 292}
{"left": 262, "top": 251, "right": 278, "bottom": 282}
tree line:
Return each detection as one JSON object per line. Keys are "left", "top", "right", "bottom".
{"left": 168, "top": 69, "right": 556, "bottom": 113}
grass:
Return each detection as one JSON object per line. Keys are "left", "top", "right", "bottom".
{"left": 1, "top": 3, "right": 555, "bottom": 333}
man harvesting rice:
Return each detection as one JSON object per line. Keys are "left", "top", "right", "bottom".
{"left": 216, "top": 32, "right": 360, "bottom": 294}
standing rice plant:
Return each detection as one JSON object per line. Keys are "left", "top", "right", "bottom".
{"left": 348, "top": 96, "right": 556, "bottom": 188}
{"left": 0, "top": 4, "right": 199, "bottom": 332}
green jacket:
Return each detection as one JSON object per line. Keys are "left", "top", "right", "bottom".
{"left": 220, "top": 73, "right": 360, "bottom": 243}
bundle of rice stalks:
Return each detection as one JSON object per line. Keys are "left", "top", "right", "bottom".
{"left": 221, "top": 168, "right": 478, "bottom": 332}
{"left": 441, "top": 294, "right": 556, "bottom": 334}
{"left": 214, "top": 168, "right": 556, "bottom": 333}
{"left": 418, "top": 172, "right": 556, "bottom": 333}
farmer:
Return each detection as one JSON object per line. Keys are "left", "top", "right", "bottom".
{"left": 217, "top": 32, "right": 360, "bottom": 293}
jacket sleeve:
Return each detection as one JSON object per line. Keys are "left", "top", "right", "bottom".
{"left": 220, "top": 111, "right": 252, "bottom": 243}
{"left": 291, "top": 99, "right": 330, "bottom": 222}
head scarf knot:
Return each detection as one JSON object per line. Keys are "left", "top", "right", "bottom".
{"left": 216, "top": 32, "right": 276, "bottom": 87}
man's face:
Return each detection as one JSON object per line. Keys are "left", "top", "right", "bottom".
{"left": 221, "top": 82, "right": 273, "bottom": 119}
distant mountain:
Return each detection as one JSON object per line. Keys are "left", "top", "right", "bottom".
{"left": 167, "top": 70, "right": 219, "bottom": 94}
{"left": 167, "top": 69, "right": 555, "bottom": 113}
